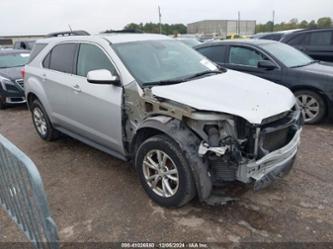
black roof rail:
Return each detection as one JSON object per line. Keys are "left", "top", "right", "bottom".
{"left": 103, "top": 29, "right": 144, "bottom": 34}
{"left": 47, "top": 30, "right": 90, "bottom": 37}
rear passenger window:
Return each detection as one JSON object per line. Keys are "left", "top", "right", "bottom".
{"left": 48, "top": 44, "right": 77, "bottom": 74}
{"left": 197, "top": 46, "right": 227, "bottom": 63}
{"left": 288, "top": 34, "right": 307, "bottom": 46}
{"left": 309, "top": 31, "right": 332, "bottom": 46}
{"left": 77, "top": 44, "right": 116, "bottom": 77}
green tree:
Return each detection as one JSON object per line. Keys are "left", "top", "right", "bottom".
{"left": 317, "top": 17, "right": 332, "bottom": 28}
{"left": 299, "top": 20, "right": 309, "bottom": 28}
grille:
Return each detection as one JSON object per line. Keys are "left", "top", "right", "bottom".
{"left": 15, "top": 79, "right": 24, "bottom": 89}
{"left": 262, "top": 127, "right": 291, "bottom": 152}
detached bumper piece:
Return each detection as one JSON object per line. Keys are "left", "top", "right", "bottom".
{"left": 237, "top": 107, "right": 303, "bottom": 189}
{"left": 253, "top": 155, "right": 295, "bottom": 191}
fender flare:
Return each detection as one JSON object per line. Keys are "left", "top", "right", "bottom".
{"left": 133, "top": 116, "right": 212, "bottom": 201}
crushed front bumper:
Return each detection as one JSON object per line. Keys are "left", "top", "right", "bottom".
{"left": 236, "top": 129, "right": 301, "bottom": 189}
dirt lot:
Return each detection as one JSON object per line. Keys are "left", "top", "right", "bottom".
{"left": 0, "top": 105, "right": 333, "bottom": 244}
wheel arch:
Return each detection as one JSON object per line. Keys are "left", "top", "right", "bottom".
{"left": 290, "top": 85, "right": 329, "bottom": 116}
{"left": 27, "top": 92, "right": 40, "bottom": 110}
{"left": 131, "top": 116, "right": 213, "bottom": 201}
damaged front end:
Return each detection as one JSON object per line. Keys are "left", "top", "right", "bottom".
{"left": 124, "top": 81, "right": 303, "bottom": 202}
{"left": 191, "top": 107, "right": 303, "bottom": 191}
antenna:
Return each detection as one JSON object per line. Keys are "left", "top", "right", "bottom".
{"left": 68, "top": 24, "right": 73, "bottom": 33}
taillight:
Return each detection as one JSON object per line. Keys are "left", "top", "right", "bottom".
{"left": 21, "top": 67, "right": 26, "bottom": 79}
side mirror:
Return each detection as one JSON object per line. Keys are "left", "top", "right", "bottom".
{"left": 257, "top": 60, "right": 277, "bottom": 70}
{"left": 87, "top": 69, "right": 120, "bottom": 85}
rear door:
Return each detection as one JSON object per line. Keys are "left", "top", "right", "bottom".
{"left": 42, "top": 43, "right": 79, "bottom": 127}
{"left": 226, "top": 45, "right": 283, "bottom": 84}
{"left": 68, "top": 42, "right": 124, "bottom": 154}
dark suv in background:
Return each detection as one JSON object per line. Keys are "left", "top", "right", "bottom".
{"left": 253, "top": 28, "right": 333, "bottom": 62}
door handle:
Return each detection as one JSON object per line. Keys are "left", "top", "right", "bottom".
{"left": 72, "top": 84, "right": 82, "bottom": 93}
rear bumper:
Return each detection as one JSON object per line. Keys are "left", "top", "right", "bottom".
{"left": 236, "top": 128, "right": 301, "bottom": 188}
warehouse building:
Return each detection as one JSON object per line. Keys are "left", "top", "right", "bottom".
{"left": 0, "top": 35, "right": 44, "bottom": 48}
{"left": 187, "top": 20, "right": 256, "bottom": 38}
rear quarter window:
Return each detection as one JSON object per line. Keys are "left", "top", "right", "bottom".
{"left": 309, "top": 31, "right": 333, "bottom": 46}
{"left": 28, "top": 43, "right": 47, "bottom": 63}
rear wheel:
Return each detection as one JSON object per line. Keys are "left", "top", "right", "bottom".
{"left": 31, "top": 99, "right": 59, "bottom": 141}
{"left": 135, "top": 135, "right": 196, "bottom": 207}
{"left": 295, "top": 90, "right": 326, "bottom": 124}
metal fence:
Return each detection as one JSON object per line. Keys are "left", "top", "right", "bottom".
{"left": 0, "top": 134, "right": 59, "bottom": 249}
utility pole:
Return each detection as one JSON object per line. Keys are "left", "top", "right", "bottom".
{"left": 158, "top": 6, "right": 162, "bottom": 34}
{"left": 272, "top": 10, "right": 275, "bottom": 32}
{"left": 238, "top": 11, "right": 241, "bottom": 36}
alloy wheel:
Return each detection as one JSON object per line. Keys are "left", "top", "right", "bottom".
{"left": 296, "top": 94, "right": 320, "bottom": 123}
{"left": 142, "top": 149, "right": 179, "bottom": 198}
{"left": 33, "top": 107, "right": 48, "bottom": 136}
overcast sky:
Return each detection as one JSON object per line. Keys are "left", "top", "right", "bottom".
{"left": 1, "top": 0, "right": 332, "bottom": 35}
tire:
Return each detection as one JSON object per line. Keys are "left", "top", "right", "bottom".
{"left": 295, "top": 90, "right": 326, "bottom": 124}
{"left": 135, "top": 135, "right": 196, "bottom": 208}
{"left": 31, "top": 99, "right": 59, "bottom": 141}
{"left": 0, "top": 96, "right": 6, "bottom": 110}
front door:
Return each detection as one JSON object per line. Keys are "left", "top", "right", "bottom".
{"left": 68, "top": 43, "right": 124, "bottom": 154}
{"left": 226, "top": 45, "right": 282, "bottom": 84}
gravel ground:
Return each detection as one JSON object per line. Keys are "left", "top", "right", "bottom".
{"left": 0, "top": 105, "right": 332, "bottom": 245}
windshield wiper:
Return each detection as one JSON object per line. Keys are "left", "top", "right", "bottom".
{"left": 183, "top": 70, "right": 222, "bottom": 81}
{"left": 143, "top": 70, "right": 222, "bottom": 87}
{"left": 290, "top": 60, "right": 318, "bottom": 68}
{"left": 143, "top": 79, "right": 186, "bottom": 87}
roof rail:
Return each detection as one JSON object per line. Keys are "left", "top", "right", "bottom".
{"left": 47, "top": 30, "right": 90, "bottom": 37}
{"left": 103, "top": 29, "right": 144, "bottom": 34}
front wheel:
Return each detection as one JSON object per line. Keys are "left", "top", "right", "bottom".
{"left": 135, "top": 135, "right": 196, "bottom": 207}
{"left": 295, "top": 90, "right": 326, "bottom": 124}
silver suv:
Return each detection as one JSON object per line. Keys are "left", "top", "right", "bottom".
{"left": 24, "top": 34, "right": 303, "bottom": 207}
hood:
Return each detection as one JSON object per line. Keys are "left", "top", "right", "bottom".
{"left": 0, "top": 67, "right": 22, "bottom": 81}
{"left": 152, "top": 70, "right": 296, "bottom": 124}
{"left": 296, "top": 62, "right": 333, "bottom": 77}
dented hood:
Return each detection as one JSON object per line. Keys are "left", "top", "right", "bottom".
{"left": 151, "top": 70, "right": 296, "bottom": 124}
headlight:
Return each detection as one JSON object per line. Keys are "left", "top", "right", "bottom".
{"left": 0, "top": 76, "right": 14, "bottom": 91}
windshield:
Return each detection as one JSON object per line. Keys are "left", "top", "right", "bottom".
{"left": 112, "top": 40, "right": 218, "bottom": 86}
{"left": 0, "top": 53, "right": 30, "bottom": 68}
{"left": 178, "top": 39, "right": 201, "bottom": 47}
{"left": 260, "top": 42, "right": 314, "bottom": 68}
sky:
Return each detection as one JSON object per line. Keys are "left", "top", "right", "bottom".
{"left": 0, "top": 0, "right": 332, "bottom": 36}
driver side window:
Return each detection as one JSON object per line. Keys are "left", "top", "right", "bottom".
{"left": 77, "top": 43, "right": 116, "bottom": 77}
{"left": 229, "top": 46, "right": 266, "bottom": 67}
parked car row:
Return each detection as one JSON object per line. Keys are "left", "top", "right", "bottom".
{"left": 1, "top": 29, "right": 330, "bottom": 207}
